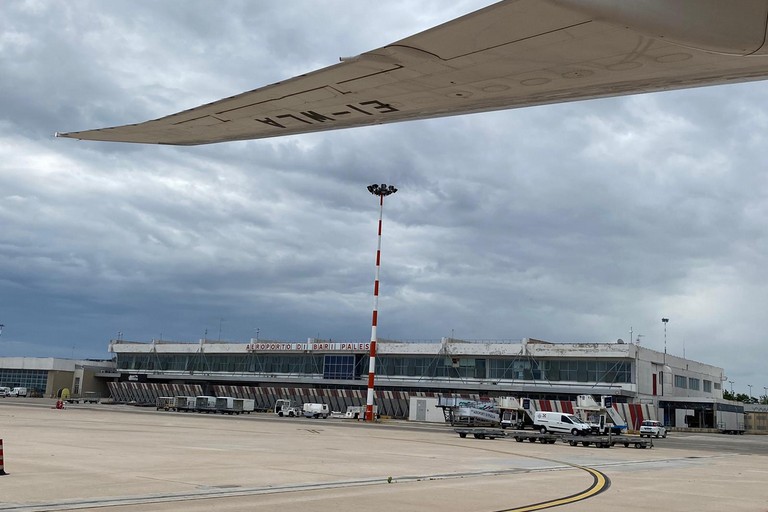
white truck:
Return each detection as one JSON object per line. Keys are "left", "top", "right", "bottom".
{"left": 717, "top": 407, "right": 746, "bottom": 435}
{"left": 303, "top": 403, "right": 329, "bottom": 419}
{"left": 274, "top": 399, "right": 302, "bottom": 417}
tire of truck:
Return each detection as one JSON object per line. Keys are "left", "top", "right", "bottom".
{"left": 662, "top": 433, "right": 667, "bottom": 438}
{"left": 515, "top": 437, "right": 524, "bottom": 442}
{"left": 539, "top": 426, "right": 547, "bottom": 434}
{"left": 459, "top": 433, "right": 467, "bottom": 438}
{"left": 528, "top": 437, "right": 537, "bottom": 443}
{"left": 581, "top": 441, "right": 590, "bottom": 447}
{"left": 569, "top": 440, "right": 578, "bottom": 446}
{"left": 623, "top": 442, "right": 630, "bottom": 447}
{"left": 635, "top": 443, "right": 642, "bottom": 448}
{"left": 571, "top": 428, "right": 579, "bottom": 436}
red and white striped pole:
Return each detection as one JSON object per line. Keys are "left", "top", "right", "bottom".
{"left": 365, "top": 183, "right": 397, "bottom": 422}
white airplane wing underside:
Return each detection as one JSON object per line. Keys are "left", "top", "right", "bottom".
{"left": 57, "top": 0, "right": 768, "bottom": 145}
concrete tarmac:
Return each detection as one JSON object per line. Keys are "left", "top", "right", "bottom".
{"left": 0, "top": 400, "right": 766, "bottom": 511}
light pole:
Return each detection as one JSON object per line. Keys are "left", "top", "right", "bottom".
{"left": 763, "top": 386, "right": 767, "bottom": 405}
{"left": 748, "top": 384, "right": 753, "bottom": 401}
{"left": 661, "top": 318, "right": 669, "bottom": 396}
{"left": 729, "top": 380, "right": 734, "bottom": 394}
{"left": 365, "top": 183, "right": 397, "bottom": 422}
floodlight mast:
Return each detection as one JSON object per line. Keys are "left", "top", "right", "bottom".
{"left": 365, "top": 183, "right": 397, "bottom": 422}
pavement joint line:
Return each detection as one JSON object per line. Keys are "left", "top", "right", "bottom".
{"left": 0, "top": 468, "right": 570, "bottom": 512}
{"left": 0, "top": 460, "right": 662, "bottom": 512}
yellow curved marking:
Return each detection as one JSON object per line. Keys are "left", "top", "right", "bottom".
{"left": 375, "top": 434, "right": 613, "bottom": 512}
{"left": 495, "top": 466, "right": 610, "bottom": 512}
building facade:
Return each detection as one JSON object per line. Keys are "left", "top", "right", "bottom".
{"left": 104, "top": 337, "right": 730, "bottom": 428}
{"left": 0, "top": 357, "right": 114, "bottom": 398}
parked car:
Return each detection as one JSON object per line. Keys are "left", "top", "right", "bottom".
{"left": 0, "top": 387, "right": 10, "bottom": 397}
{"left": 639, "top": 420, "right": 667, "bottom": 438}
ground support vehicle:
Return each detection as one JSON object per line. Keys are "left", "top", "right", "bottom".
{"left": 497, "top": 397, "right": 536, "bottom": 429}
{"left": 564, "top": 434, "right": 653, "bottom": 449}
{"left": 437, "top": 397, "right": 500, "bottom": 426}
{"left": 156, "top": 397, "right": 177, "bottom": 410}
{"left": 508, "top": 431, "right": 560, "bottom": 444}
{"left": 174, "top": 396, "right": 196, "bottom": 412}
{"left": 215, "top": 397, "right": 238, "bottom": 414}
{"left": 330, "top": 405, "right": 377, "bottom": 419}
{"left": 274, "top": 399, "right": 302, "bottom": 417}
{"left": 574, "top": 395, "right": 627, "bottom": 435}
{"left": 82, "top": 392, "right": 100, "bottom": 403}
{"left": 454, "top": 428, "right": 506, "bottom": 440}
{"left": 195, "top": 396, "right": 217, "bottom": 413}
{"left": 303, "top": 403, "right": 329, "bottom": 418}
{"left": 64, "top": 392, "right": 100, "bottom": 404}
{"left": 233, "top": 398, "right": 255, "bottom": 414}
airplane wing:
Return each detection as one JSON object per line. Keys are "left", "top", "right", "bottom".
{"left": 57, "top": 0, "right": 768, "bottom": 145}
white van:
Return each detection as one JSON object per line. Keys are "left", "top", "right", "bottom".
{"left": 9, "top": 387, "right": 28, "bottom": 397}
{"left": 534, "top": 411, "right": 591, "bottom": 435}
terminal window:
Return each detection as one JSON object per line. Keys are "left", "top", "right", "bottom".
{"left": 323, "top": 355, "right": 355, "bottom": 380}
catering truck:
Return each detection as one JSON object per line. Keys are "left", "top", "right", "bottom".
{"left": 574, "top": 395, "right": 627, "bottom": 434}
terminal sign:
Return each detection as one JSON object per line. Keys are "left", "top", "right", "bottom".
{"left": 246, "top": 342, "right": 371, "bottom": 352}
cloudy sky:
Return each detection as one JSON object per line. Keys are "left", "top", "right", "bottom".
{"left": 2, "top": 1, "right": 767, "bottom": 395}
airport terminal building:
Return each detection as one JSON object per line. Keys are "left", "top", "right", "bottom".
{"left": 103, "top": 337, "right": 732, "bottom": 428}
